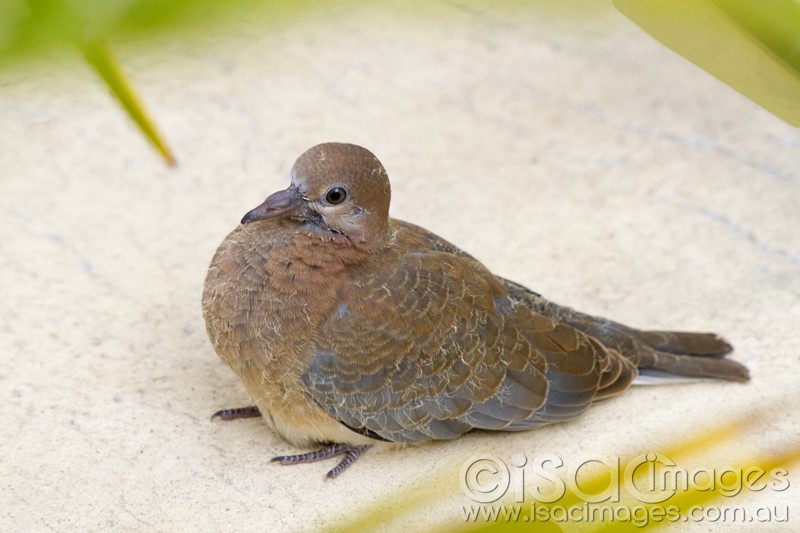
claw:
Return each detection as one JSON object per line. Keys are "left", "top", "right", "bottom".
{"left": 271, "top": 444, "right": 373, "bottom": 479}
{"left": 210, "top": 405, "right": 262, "bottom": 421}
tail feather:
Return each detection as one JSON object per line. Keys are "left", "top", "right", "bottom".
{"left": 634, "top": 349, "right": 750, "bottom": 382}
{"left": 633, "top": 330, "right": 733, "bottom": 357}
{"left": 626, "top": 329, "right": 748, "bottom": 382}
{"left": 497, "top": 277, "right": 750, "bottom": 383}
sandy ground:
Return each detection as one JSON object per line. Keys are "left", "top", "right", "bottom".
{"left": 2, "top": 2, "right": 799, "bottom": 532}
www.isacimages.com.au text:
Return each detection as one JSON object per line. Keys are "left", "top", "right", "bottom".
{"left": 461, "top": 503, "right": 789, "bottom": 527}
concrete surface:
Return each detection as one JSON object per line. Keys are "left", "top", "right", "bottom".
{"left": 2, "top": 2, "right": 798, "bottom": 532}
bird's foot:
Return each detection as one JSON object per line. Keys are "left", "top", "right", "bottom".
{"left": 271, "top": 444, "right": 373, "bottom": 479}
{"left": 210, "top": 405, "right": 262, "bottom": 421}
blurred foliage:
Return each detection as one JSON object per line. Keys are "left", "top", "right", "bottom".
{"left": 0, "top": 0, "right": 302, "bottom": 63}
{"left": 79, "top": 38, "right": 175, "bottom": 164}
{"left": 325, "top": 411, "right": 799, "bottom": 532}
{"left": 1, "top": 0, "right": 797, "bottom": 165}
{"left": 615, "top": 0, "right": 800, "bottom": 126}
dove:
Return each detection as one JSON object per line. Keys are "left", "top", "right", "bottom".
{"left": 202, "top": 142, "right": 749, "bottom": 479}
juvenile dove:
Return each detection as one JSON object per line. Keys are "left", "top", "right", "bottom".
{"left": 202, "top": 143, "right": 749, "bottom": 479}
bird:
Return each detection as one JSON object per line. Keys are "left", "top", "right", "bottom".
{"left": 202, "top": 142, "right": 749, "bottom": 479}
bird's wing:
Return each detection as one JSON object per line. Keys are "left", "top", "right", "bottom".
{"left": 301, "top": 249, "right": 614, "bottom": 443}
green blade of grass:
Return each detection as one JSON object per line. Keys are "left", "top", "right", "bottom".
{"left": 79, "top": 39, "right": 176, "bottom": 166}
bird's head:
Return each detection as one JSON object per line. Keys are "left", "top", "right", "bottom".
{"left": 241, "top": 143, "right": 392, "bottom": 250}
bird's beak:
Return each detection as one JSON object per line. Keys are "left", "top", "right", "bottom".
{"left": 241, "top": 186, "right": 305, "bottom": 224}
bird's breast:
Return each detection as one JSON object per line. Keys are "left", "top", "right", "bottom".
{"left": 202, "top": 224, "right": 388, "bottom": 445}
{"left": 202, "top": 225, "right": 363, "bottom": 383}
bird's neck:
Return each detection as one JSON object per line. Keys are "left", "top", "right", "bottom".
{"left": 262, "top": 229, "right": 374, "bottom": 293}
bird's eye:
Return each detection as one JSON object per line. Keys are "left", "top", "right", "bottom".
{"left": 324, "top": 186, "right": 348, "bottom": 205}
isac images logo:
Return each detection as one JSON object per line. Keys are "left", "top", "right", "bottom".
{"left": 460, "top": 453, "right": 790, "bottom": 527}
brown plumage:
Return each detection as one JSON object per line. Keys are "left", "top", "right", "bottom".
{"left": 202, "top": 142, "right": 749, "bottom": 479}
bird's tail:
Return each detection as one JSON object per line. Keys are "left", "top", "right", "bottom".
{"left": 629, "top": 331, "right": 749, "bottom": 382}
{"left": 563, "top": 316, "right": 750, "bottom": 383}
{"left": 498, "top": 277, "right": 750, "bottom": 383}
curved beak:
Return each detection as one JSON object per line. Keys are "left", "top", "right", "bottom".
{"left": 241, "top": 186, "right": 305, "bottom": 224}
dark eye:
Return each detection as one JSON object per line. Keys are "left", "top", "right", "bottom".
{"left": 324, "top": 186, "right": 348, "bottom": 205}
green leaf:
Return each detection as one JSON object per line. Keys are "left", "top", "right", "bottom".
{"left": 79, "top": 39, "right": 176, "bottom": 166}
{"left": 614, "top": 0, "right": 800, "bottom": 126}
